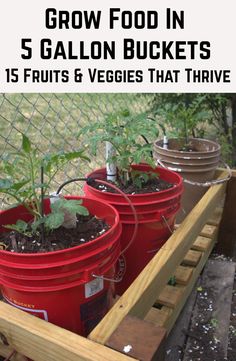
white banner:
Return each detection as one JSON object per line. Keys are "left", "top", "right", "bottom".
{"left": 0, "top": 0, "right": 235, "bottom": 92}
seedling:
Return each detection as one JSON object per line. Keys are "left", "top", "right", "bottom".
{"left": 152, "top": 94, "right": 209, "bottom": 147}
{"left": 0, "top": 134, "right": 89, "bottom": 238}
{"left": 79, "top": 109, "right": 159, "bottom": 188}
{"left": 209, "top": 318, "right": 219, "bottom": 329}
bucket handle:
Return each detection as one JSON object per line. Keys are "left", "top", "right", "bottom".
{"left": 156, "top": 158, "right": 232, "bottom": 187}
{"left": 92, "top": 273, "right": 123, "bottom": 283}
{"left": 91, "top": 252, "right": 126, "bottom": 283}
{"left": 93, "top": 179, "right": 138, "bottom": 256}
{"left": 147, "top": 215, "right": 174, "bottom": 254}
{"left": 92, "top": 262, "right": 124, "bottom": 283}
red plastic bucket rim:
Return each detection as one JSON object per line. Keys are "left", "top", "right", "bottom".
{"left": 85, "top": 165, "right": 183, "bottom": 199}
{"left": 0, "top": 195, "right": 120, "bottom": 258}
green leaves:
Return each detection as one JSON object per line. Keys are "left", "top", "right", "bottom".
{"left": 5, "top": 220, "right": 29, "bottom": 235}
{"left": 43, "top": 150, "right": 90, "bottom": 174}
{"left": 131, "top": 169, "right": 158, "bottom": 189}
{"left": 51, "top": 199, "right": 89, "bottom": 217}
{"left": 78, "top": 109, "right": 159, "bottom": 187}
{"left": 22, "top": 134, "right": 31, "bottom": 153}
{"left": 45, "top": 212, "right": 65, "bottom": 230}
{"left": 150, "top": 93, "right": 212, "bottom": 142}
{"left": 44, "top": 199, "right": 89, "bottom": 231}
{"left": 1, "top": 133, "right": 90, "bottom": 236}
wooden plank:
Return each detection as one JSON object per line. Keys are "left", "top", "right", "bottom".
{"left": 145, "top": 307, "right": 172, "bottom": 328}
{"left": 0, "top": 345, "right": 27, "bottom": 361}
{"left": 200, "top": 224, "right": 217, "bottom": 238}
{"left": 175, "top": 223, "right": 217, "bottom": 237}
{"left": 207, "top": 207, "right": 223, "bottom": 226}
{"left": 0, "top": 302, "right": 135, "bottom": 361}
{"left": 192, "top": 235, "right": 212, "bottom": 251}
{"left": 106, "top": 315, "right": 166, "bottom": 361}
{"left": 174, "top": 207, "right": 223, "bottom": 229}
{"left": 216, "top": 167, "right": 236, "bottom": 178}
{"left": 183, "top": 260, "right": 236, "bottom": 361}
{"left": 174, "top": 266, "right": 193, "bottom": 285}
{"left": 157, "top": 286, "right": 183, "bottom": 308}
{"left": 217, "top": 174, "right": 236, "bottom": 259}
{"left": 89, "top": 172, "right": 226, "bottom": 345}
{"left": 161, "top": 236, "right": 216, "bottom": 334}
{"left": 164, "top": 280, "right": 200, "bottom": 361}
{"left": 182, "top": 250, "right": 202, "bottom": 266}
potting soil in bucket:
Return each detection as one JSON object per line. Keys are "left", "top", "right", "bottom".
{"left": 0, "top": 196, "right": 121, "bottom": 336}
{"left": 153, "top": 138, "right": 221, "bottom": 223}
{"left": 84, "top": 164, "right": 183, "bottom": 295}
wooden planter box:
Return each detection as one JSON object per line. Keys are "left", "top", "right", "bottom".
{"left": 0, "top": 169, "right": 235, "bottom": 361}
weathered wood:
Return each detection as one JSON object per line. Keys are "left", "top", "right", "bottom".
{"left": 217, "top": 173, "right": 236, "bottom": 260}
{"left": 200, "top": 224, "right": 217, "bottom": 238}
{"left": 183, "top": 260, "right": 236, "bottom": 361}
{"left": 0, "top": 302, "right": 135, "bottom": 361}
{"left": 174, "top": 266, "right": 193, "bottom": 285}
{"left": 89, "top": 172, "right": 226, "bottom": 344}
{"left": 106, "top": 315, "right": 166, "bottom": 361}
{"left": 207, "top": 207, "right": 223, "bottom": 226}
{"left": 145, "top": 307, "right": 173, "bottom": 328}
{"left": 150, "top": 221, "right": 219, "bottom": 337}
{"left": 157, "top": 286, "right": 183, "bottom": 308}
{"left": 182, "top": 250, "right": 202, "bottom": 266}
{"left": 162, "top": 236, "right": 216, "bottom": 334}
{"left": 192, "top": 235, "right": 212, "bottom": 252}
{"left": 164, "top": 280, "right": 200, "bottom": 361}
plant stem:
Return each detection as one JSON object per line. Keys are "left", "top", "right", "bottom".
{"left": 28, "top": 153, "right": 40, "bottom": 217}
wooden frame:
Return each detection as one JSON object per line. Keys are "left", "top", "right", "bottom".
{"left": 0, "top": 169, "right": 233, "bottom": 361}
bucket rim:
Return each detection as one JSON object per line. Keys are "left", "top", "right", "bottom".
{"left": 85, "top": 165, "right": 183, "bottom": 199}
{"left": 0, "top": 195, "right": 120, "bottom": 258}
{"left": 153, "top": 158, "right": 220, "bottom": 167}
{"left": 154, "top": 137, "right": 221, "bottom": 156}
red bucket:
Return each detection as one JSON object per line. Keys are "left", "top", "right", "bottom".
{"left": 84, "top": 164, "right": 183, "bottom": 295}
{"left": 0, "top": 196, "right": 121, "bottom": 336}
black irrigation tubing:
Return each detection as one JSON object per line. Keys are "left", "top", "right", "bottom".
{"left": 56, "top": 177, "right": 89, "bottom": 194}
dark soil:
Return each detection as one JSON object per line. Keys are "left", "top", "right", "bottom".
{"left": 91, "top": 177, "right": 174, "bottom": 195}
{"left": 183, "top": 287, "right": 226, "bottom": 361}
{"left": 166, "top": 254, "right": 236, "bottom": 361}
{"left": 1, "top": 214, "right": 109, "bottom": 254}
{"left": 227, "top": 277, "right": 236, "bottom": 361}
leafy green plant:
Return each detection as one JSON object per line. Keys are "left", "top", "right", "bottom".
{"left": 210, "top": 318, "right": 219, "bottom": 329}
{"left": 0, "top": 134, "right": 89, "bottom": 237}
{"left": 150, "top": 94, "right": 210, "bottom": 145}
{"left": 78, "top": 109, "right": 159, "bottom": 187}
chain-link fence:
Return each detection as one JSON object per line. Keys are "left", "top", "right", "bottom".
{"left": 0, "top": 93, "right": 153, "bottom": 207}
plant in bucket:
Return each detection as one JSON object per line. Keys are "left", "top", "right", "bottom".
{"left": 151, "top": 94, "right": 231, "bottom": 222}
{"left": 0, "top": 134, "right": 122, "bottom": 338}
{"left": 79, "top": 109, "right": 183, "bottom": 295}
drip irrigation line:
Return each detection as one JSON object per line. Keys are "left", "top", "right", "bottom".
{"left": 56, "top": 178, "right": 88, "bottom": 194}
{"left": 56, "top": 177, "right": 138, "bottom": 256}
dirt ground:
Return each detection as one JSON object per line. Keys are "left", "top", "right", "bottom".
{"left": 165, "top": 252, "right": 236, "bottom": 361}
